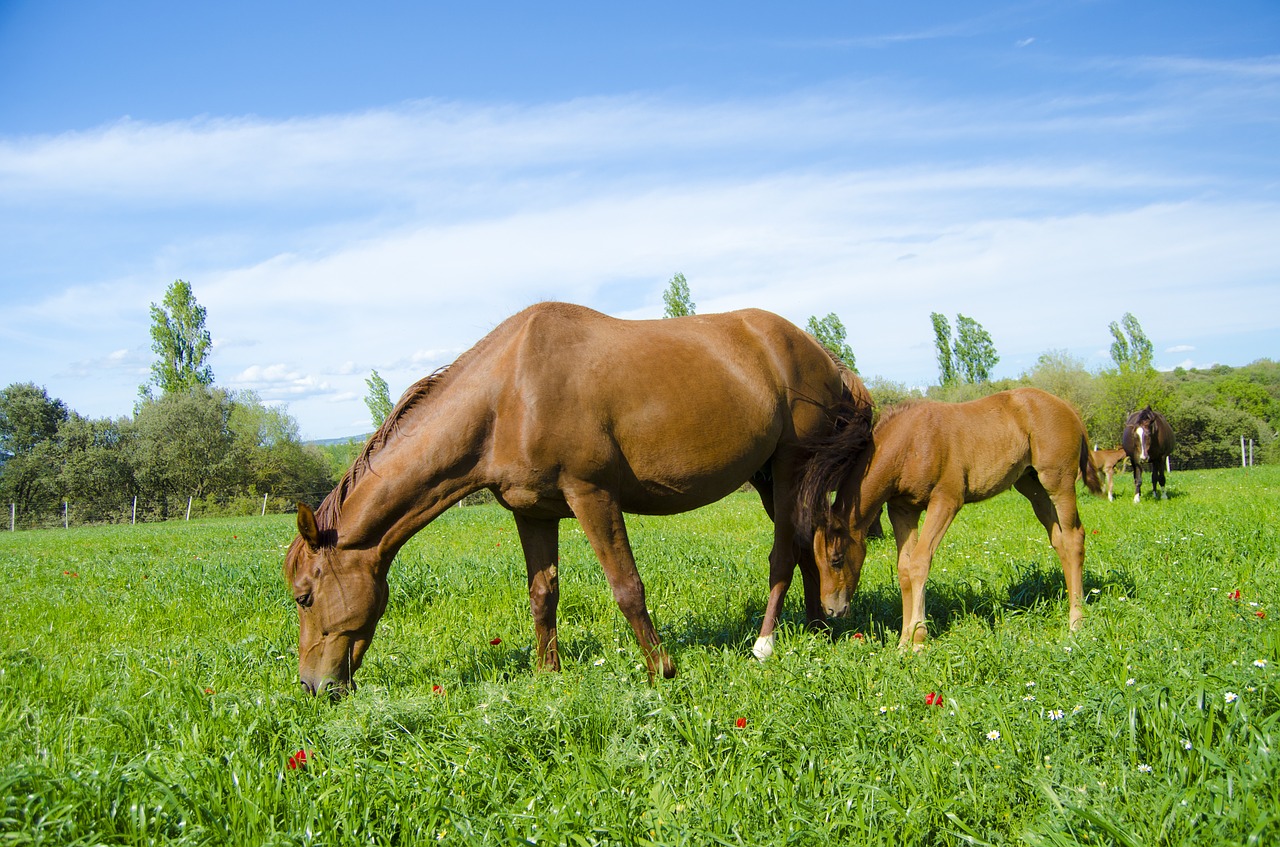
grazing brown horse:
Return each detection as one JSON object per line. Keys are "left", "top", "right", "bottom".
{"left": 1091, "top": 447, "right": 1129, "bottom": 501}
{"left": 1122, "top": 406, "right": 1174, "bottom": 502}
{"left": 797, "top": 387, "right": 1101, "bottom": 650}
{"left": 284, "top": 302, "right": 869, "bottom": 696}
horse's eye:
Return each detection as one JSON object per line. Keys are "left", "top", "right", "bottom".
{"left": 295, "top": 592, "right": 313, "bottom": 608}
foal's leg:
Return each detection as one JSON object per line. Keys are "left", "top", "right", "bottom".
{"left": 891, "top": 501, "right": 957, "bottom": 650}
{"left": 565, "top": 486, "right": 675, "bottom": 681}
{"left": 1014, "top": 474, "right": 1086, "bottom": 631}
{"left": 514, "top": 513, "right": 562, "bottom": 672}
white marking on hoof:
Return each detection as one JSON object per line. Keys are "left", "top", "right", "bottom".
{"left": 752, "top": 635, "right": 775, "bottom": 662}
{"left": 1133, "top": 493, "right": 1141, "bottom": 504}
{"left": 1108, "top": 492, "right": 1114, "bottom": 502}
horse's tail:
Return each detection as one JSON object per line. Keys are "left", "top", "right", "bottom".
{"left": 795, "top": 377, "right": 875, "bottom": 538}
{"left": 1079, "top": 434, "right": 1104, "bottom": 497}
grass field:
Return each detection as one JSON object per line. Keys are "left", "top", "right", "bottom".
{"left": 1, "top": 466, "right": 1276, "bottom": 845}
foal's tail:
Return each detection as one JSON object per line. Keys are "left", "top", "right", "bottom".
{"left": 795, "top": 382, "right": 875, "bottom": 538}
{"left": 1078, "top": 434, "right": 1104, "bottom": 497}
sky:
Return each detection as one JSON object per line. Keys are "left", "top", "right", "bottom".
{"left": 2, "top": 1, "right": 1278, "bottom": 440}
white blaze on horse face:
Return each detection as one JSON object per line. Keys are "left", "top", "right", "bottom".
{"left": 1137, "top": 427, "right": 1148, "bottom": 462}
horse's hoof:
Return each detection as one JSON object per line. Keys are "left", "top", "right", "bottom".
{"left": 751, "top": 635, "right": 774, "bottom": 662}
{"left": 1133, "top": 493, "right": 1141, "bottom": 504}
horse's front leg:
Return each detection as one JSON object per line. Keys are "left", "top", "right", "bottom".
{"left": 1132, "top": 462, "right": 1144, "bottom": 504}
{"left": 893, "top": 500, "right": 957, "bottom": 650}
{"left": 565, "top": 486, "right": 675, "bottom": 682}
{"left": 514, "top": 513, "right": 562, "bottom": 672}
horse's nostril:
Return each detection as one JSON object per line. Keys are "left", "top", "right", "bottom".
{"left": 300, "top": 680, "right": 315, "bottom": 695}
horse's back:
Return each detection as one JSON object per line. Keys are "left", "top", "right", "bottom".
{"left": 486, "top": 303, "right": 844, "bottom": 512}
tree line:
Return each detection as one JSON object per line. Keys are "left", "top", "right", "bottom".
{"left": 1, "top": 281, "right": 334, "bottom": 529}
{"left": 2, "top": 277, "right": 1275, "bottom": 529}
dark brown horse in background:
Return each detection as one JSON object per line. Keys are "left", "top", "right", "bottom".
{"left": 285, "top": 302, "right": 870, "bottom": 696}
{"left": 797, "top": 387, "right": 1101, "bottom": 650}
{"left": 1091, "top": 447, "right": 1129, "bottom": 501}
{"left": 1122, "top": 406, "right": 1174, "bottom": 502}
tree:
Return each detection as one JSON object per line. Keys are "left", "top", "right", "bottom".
{"left": 147, "top": 279, "right": 214, "bottom": 396}
{"left": 0, "top": 382, "right": 68, "bottom": 460}
{"left": 662, "top": 272, "right": 695, "bottom": 318}
{"left": 930, "top": 312, "right": 998, "bottom": 385}
{"left": 930, "top": 313, "right": 957, "bottom": 387}
{"left": 806, "top": 313, "right": 857, "bottom": 371}
{"left": 953, "top": 314, "right": 1000, "bottom": 384}
{"left": 1109, "top": 312, "right": 1154, "bottom": 373}
{"left": 365, "top": 370, "right": 394, "bottom": 430}
{"left": 131, "top": 387, "right": 236, "bottom": 516}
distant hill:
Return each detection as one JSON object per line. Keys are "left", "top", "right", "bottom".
{"left": 306, "top": 434, "right": 371, "bottom": 447}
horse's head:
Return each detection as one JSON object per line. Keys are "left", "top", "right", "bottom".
{"left": 811, "top": 509, "right": 867, "bottom": 619}
{"left": 1127, "top": 407, "right": 1156, "bottom": 462}
{"left": 284, "top": 503, "right": 388, "bottom": 699}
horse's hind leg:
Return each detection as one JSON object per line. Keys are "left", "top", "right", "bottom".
{"left": 514, "top": 513, "right": 562, "bottom": 672}
{"left": 1014, "top": 474, "right": 1085, "bottom": 632}
{"left": 565, "top": 486, "right": 675, "bottom": 681}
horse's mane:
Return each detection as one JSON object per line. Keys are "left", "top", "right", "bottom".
{"left": 794, "top": 381, "right": 876, "bottom": 539}
{"left": 308, "top": 365, "right": 453, "bottom": 535}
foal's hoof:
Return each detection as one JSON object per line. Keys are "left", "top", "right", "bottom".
{"left": 752, "top": 635, "right": 775, "bottom": 662}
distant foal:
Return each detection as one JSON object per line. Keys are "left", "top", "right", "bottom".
{"left": 1091, "top": 447, "right": 1128, "bottom": 501}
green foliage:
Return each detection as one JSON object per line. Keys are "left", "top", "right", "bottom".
{"left": 806, "top": 313, "right": 857, "bottom": 371}
{"left": 662, "top": 272, "right": 695, "bottom": 318}
{"left": 0, "top": 382, "right": 68, "bottom": 459}
{"left": 954, "top": 314, "right": 1000, "bottom": 383}
{"left": 146, "top": 280, "right": 215, "bottom": 397}
{"left": 930, "top": 312, "right": 956, "bottom": 386}
{"left": 365, "top": 370, "right": 394, "bottom": 430}
{"left": 930, "top": 312, "right": 999, "bottom": 385}
{"left": 1109, "top": 312, "right": 1154, "bottom": 374}
{"left": 1, "top": 471, "right": 1277, "bottom": 844}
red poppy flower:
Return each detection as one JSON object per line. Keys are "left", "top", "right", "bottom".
{"left": 287, "top": 750, "right": 310, "bottom": 770}
{"left": 1091, "top": 529, "right": 1100, "bottom": 535}
{"left": 925, "top": 692, "right": 944, "bottom": 707}
{"left": 1229, "top": 590, "right": 1242, "bottom": 601}
{"left": 853, "top": 633, "right": 864, "bottom": 641}
{"left": 204, "top": 687, "right": 215, "bottom": 695}
{"left": 735, "top": 717, "right": 747, "bottom": 728}
{"left": 432, "top": 684, "right": 444, "bottom": 694}
{"left": 490, "top": 637, "right": 502, "bottom": 646}
{"left": 1258, "top": 610, "right": 1267, "bottom": 619}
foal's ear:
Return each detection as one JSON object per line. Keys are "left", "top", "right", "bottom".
{"left": 297, "top": 503, "right": 323, "bottom": 551}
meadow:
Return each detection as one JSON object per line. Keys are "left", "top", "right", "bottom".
{"left": 1, "top": 466, "right": 1276, "bottom": 846}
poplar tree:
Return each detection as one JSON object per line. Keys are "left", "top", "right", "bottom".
{"left": 662, "top": 272, "right": 695, "bottom": 318}
{"left": 146, "top": 280, "right": 214, "bottom": 396}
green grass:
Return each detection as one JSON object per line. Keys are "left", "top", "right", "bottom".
{"left": 1, "top": 467, "right": 1276, "bottom": 845}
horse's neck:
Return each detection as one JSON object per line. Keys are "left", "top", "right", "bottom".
{"left": 335, "top": 389, "right": 491, "bottom": 562}
{"left": 837, "top": 441, "right": 894, "bottom": 531}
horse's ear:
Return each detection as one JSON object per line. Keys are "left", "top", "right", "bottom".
{"left": 297, "top": 503, "right": 323, "bottom": 551}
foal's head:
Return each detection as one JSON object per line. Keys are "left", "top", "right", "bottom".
{"left": 811, "top": 510, "right": 868, "bottom": 619}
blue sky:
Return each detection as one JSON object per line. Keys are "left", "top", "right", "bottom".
{"left": 2, "top": 1, "right": 1278, "bottom": 440}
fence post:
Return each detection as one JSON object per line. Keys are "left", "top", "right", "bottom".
{"left": 262, "top": 493, "right": 268, "bottom": 516}
{"left": 64, "top": 501, "right": 68, "bottom": 529}
{"left": 1250, "top": 439, "right": 1254, "bottom": 467}
{"left": 132, "top": 496, "right": 137, "bottom": 525}
{"left": 186, "top": 496, "right": 193, "bottom": 521}
{"left": 10, "top": 503, "right": 14, "bottom": 531}
{"left": 1242, "top": 435, "right": 1247, "bottom": 468}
